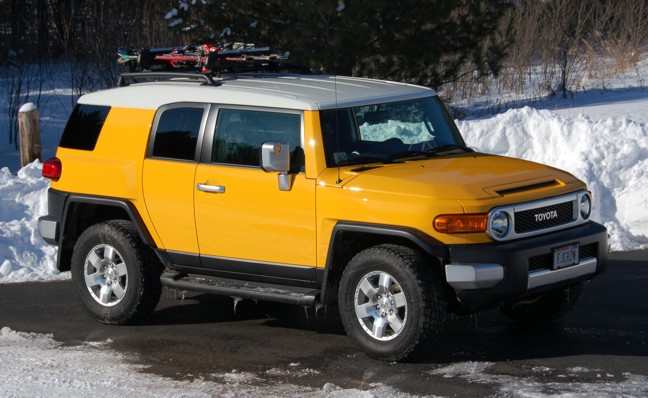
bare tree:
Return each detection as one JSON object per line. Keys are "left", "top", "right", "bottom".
{"left": 544, "top": 1, "right": 597, "bottom": 98}
{"left": 607, "top": 0, "right": 648, "bottom": 69}
{"left": 499, "top": 1, "right": 544, "bottom": 95}
{"left": 1, "top": 61, "right": 49, "bottom": 149}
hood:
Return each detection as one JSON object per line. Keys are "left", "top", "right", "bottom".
{"left": 320, "top": 153, "right": 583, "bottom": 201}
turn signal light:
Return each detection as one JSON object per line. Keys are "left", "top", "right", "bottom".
{"left": 434, "top": 214, "right": 488, "bottom": 234}
{"left": 42, "top": 157, "right": 62, "bottom": 181}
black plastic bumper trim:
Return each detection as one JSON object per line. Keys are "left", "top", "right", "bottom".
{"left": 447, "top": 221, "right": 608, "bottom": 308}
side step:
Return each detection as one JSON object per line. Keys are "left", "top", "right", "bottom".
{"left": 160, "top": 271, "right": 319, "bottom": 306}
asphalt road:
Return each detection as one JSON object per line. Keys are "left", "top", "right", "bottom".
{"left": 1, "top": 251, "right": 646, "bottom": 397}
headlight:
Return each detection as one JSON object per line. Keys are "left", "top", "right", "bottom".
{"left": 489, "top": 210, "right": 511, "bottom": 239}
{"left": 579, "top": 193, "right": 592, "bottom": 220}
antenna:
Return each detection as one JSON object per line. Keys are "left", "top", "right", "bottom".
{"left": 335, "top": 74, "right": 342, "bottom": 184}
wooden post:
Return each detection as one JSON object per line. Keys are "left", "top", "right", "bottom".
{"left": 18, "top": 103, "right": 42, "bottom": 167}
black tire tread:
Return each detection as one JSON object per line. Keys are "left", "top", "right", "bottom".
{"left": 71, "top": 220, "right": 163, "bottom": 325}
{"left": 338, "top": 244, "right": 446, "bottom": 362}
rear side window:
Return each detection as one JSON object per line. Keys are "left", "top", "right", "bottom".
{"left": 59, "top": 104, "right": 111, "bottom": 151}
{"left": 151, "top": 106, "right": 205, "bottom": 161}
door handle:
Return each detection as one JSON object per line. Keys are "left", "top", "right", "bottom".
{"left": 196, "top": 183, "right": 225, "bottom": 194}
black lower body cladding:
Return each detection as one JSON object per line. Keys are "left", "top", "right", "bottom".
{"left": 38, "top": 188, "right": 67, "bottom": 245}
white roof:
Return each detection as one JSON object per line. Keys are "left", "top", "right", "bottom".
{"left": 78, "top": 74, "right": 436, "bottom": 111}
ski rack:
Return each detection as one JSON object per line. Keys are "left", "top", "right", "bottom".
{"left": 117, "top": 43, "right": 311, "bottom": 76}
{"left": 117, "top": 72, "right": 218, "bottom": 87}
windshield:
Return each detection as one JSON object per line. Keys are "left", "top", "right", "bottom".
{"left": 320, "top": 96, "right": 467, "bottom": 167}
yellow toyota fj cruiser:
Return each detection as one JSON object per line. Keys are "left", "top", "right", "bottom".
{"left": 38, "top": 71, "right": 607, "bottom": 361}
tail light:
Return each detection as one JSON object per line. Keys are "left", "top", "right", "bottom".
{"left": 42, "top": 157, "right": 62, "bottom": 181}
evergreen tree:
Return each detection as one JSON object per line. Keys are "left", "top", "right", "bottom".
{"left": 166, "top": 0, "right": 512, "bottom": 88}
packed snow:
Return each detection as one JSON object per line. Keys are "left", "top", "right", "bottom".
{"left": 1, "top": 61, "right": 648, "bottom": 396}
{"left": 428, "top": 361, "right": 648, "bottom": 397}
{"left": 0, "top": 327, "right": 419, "bottom": 398}
{"left": 0, "top": 163, "right": 61, "bottom": 283}
{"left": 2, "top": 325, "right": 647, "bottom": 398}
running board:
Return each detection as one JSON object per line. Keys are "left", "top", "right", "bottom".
{"left": 160, "top": 271, "right": 319, "bottom": 306}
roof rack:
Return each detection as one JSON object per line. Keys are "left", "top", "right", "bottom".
{"left": 117, "top": 72, "right": 217, "bottom": 87}
{"left": 117, "top": 43, "right": 311, "bottom": 77}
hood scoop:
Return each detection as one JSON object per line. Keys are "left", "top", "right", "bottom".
{"left": 486, "top": 178, "right": 561, "bottom": 197}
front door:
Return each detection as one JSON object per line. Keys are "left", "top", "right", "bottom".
{"left": 194, "top": 107, "right": 317, "bottom": 282}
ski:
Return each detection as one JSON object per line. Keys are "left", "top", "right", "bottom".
{"left": 117, "top": 43, "right": 296, "bottom": 74}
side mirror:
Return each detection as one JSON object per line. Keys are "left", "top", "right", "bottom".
{"left": 261, "top": 142, "right": 290, "bottom": 172}
{"left": 261, "top": 142, "right": 293, "bottom": 191}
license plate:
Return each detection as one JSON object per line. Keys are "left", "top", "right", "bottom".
{"left": 553, "top": 243, "right": 580, "bottom": 270}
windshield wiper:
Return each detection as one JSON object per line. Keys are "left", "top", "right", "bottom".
{"left": 386, "top": 144, "right": 474, "bottom": 162}
{"left": 338, "top": 155, "right": 391, "bottom": 166}
{"left": 386, "top": 150, "right": 439, "bottom": 161}
{"left": 428, "top": 144, "right": 475, "bottom": 153}
{"left": 340, "top": 144, "right": 474, "bottom": 165}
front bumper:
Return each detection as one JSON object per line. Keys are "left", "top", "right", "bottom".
{"left": 445, "top": 221, "right": 607, "bottom": 308}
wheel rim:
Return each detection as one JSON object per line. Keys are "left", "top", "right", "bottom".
{"left": 353, "top": 271, "right": 407, "bottom": 341}
{"left": 83, "top": 244, "right": 128, "bottom": 307}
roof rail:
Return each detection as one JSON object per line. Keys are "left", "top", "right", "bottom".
{"left": 117, "top": 72, "right": 218, "bottom": 87}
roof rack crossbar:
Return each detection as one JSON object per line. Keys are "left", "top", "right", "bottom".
{"left": 118, "top": 72, "right": 217, "bottom": 87}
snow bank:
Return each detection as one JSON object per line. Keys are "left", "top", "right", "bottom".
{"left": 0, "top": 163, "right": 65, "bottom": 283}
{"left": 0, "top": 107, "right": 645, "bottom": 283}
{"left": 459, "top": 107, "right": 648, "bottom": 251}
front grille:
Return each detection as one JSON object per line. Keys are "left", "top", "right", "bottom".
{"left": 579, "top": 242, "right": 597, "bottom": 260}
{"left": 528, "top": 243, "right": 598, "bottom": 273}
{"left": 515, "top": 200, "right": 575, "bottom": 234}
{"left": 488, "top": 191, "right": 590, "bottom": 242}
{"left": 528, "top": 253, "right": 552, "bottom": 272}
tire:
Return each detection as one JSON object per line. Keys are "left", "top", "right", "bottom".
{"left": 71, "top": 220, "right": 163, "bottom": 325}
{"left": 499, "top": 283, "right": 583, "bottom": 324}
{"left": 338, "top": 244, "right": 446, "bottom": 362}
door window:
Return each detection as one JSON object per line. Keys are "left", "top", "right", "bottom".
{"left": 212, "top": 108, "right": 302, "bottom": 169}
{"left": 151, "top": 106, "right": 206, "bottom": 161}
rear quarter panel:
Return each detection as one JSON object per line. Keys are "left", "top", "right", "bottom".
{"left": 51, "top": 107, "right": 162, "bottom": 245}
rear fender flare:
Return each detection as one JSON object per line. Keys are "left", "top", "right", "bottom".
{"left": 56, "top": 194, "right": 155, "bottom": 271}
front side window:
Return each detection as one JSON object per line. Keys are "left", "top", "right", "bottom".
{"left": 212, "top": 108, "right": 302, "bottom": 169}
{"left": 320, "top": 96, "right": 467, "bottom": 167}
{"left": 151, "top": 106, "right": 205, "bottom": 161}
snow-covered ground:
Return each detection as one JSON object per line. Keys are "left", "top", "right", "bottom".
{"left": 2, "top": 325, "right": 647, "bottom": 398}
{"left": 1, "top": 60, "right": 648, "bottom": 396}
{"left": 0, "top": 327, "right": 419, "bottom": 398}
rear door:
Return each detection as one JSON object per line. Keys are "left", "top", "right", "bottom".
{"left": 142, "top": 103, "right": 209, "bottom": 259}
